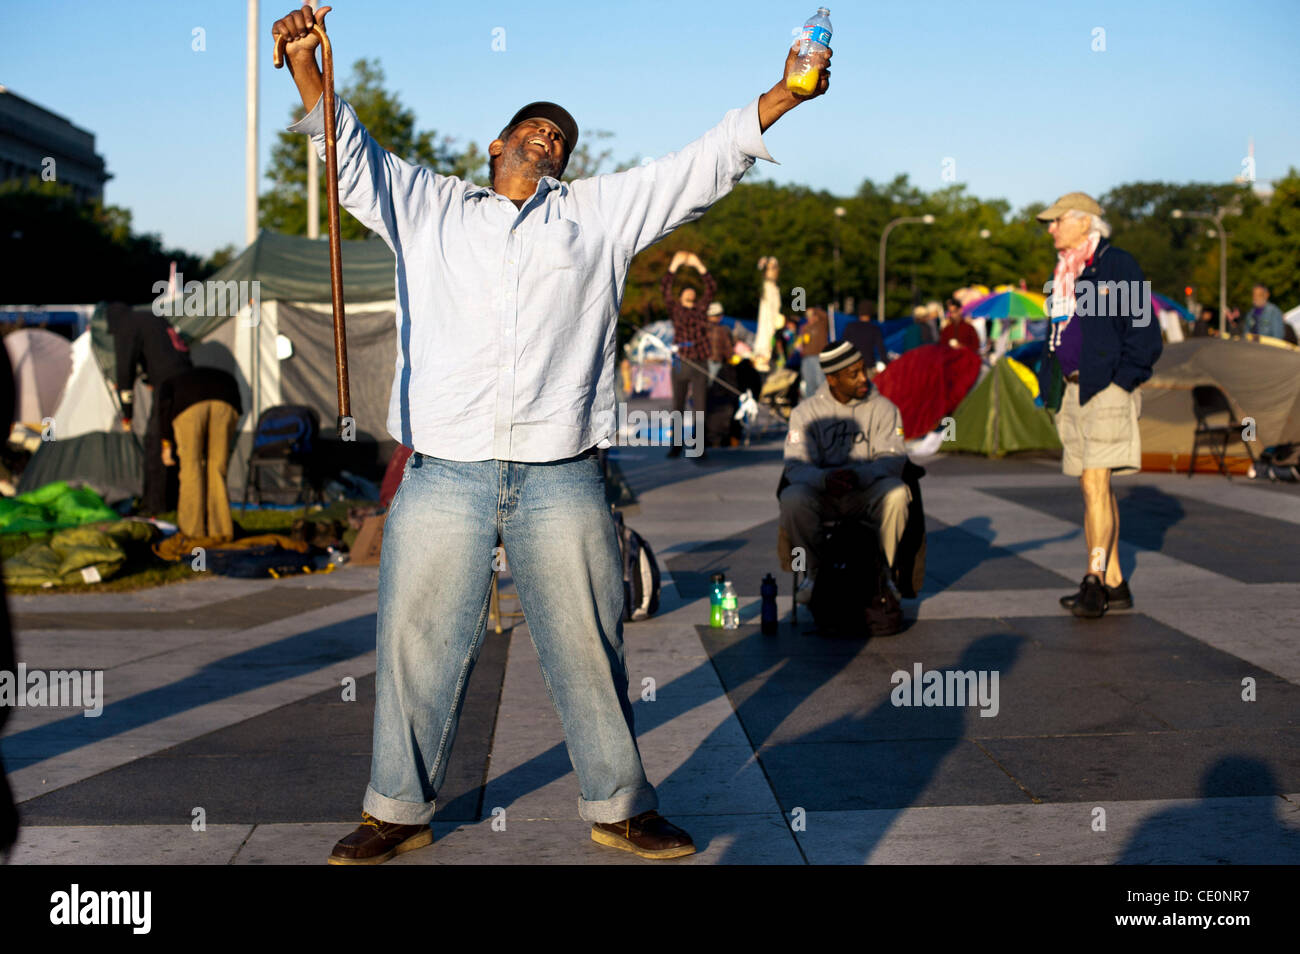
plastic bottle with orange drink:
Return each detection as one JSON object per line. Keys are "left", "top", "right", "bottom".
{"left": 787, "top": 7, "right": 832, "bottom": 96}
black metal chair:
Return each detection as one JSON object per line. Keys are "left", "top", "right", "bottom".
{"left": 243, "top": 405, "right": 321, "bottom": 506}
{"left": 1188, "top": 385, "right": 1255, "bottom": 479}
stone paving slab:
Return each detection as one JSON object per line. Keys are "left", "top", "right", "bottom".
{"left": 981, "top": 485, "right": 1300, "bottom": 583}
{"left": 6, "top": 443, "right": 1298, "bottom": 865}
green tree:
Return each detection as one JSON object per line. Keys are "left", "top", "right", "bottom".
{"left": 261, "top": 58, "right": 485, "bottom": 239}
{"left": 0, "top": 178, "right": 210, "bottom": 304}
{"left": 1209, "top": 170, "right": 1298, "bottom": 311}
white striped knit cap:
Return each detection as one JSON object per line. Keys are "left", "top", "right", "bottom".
{"left": 819, "top": 341, "right": 864, "bottom": 375}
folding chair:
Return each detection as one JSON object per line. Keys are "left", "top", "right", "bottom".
{"left": 1188, "top": 385, "right": 1256, "bottom": 479}
{"left": 243, "top": 404, "right": 321, "bottom": 505}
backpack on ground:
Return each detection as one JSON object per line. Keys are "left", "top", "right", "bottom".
{"left": 612, "top": 508, "right": 661, "bottom": 621}
{"left": 865, "top": 556, "right": 904, "bottom": 637}
{"left": 252, "top": 405, "right": 317, "bottom": 457}
{"left": 614, "top": 510, "right": 661, "bottom": 621}
{"left": 1252, "top": 443, "right": 1300, "bottom": 482}
{"left": 809, "top": 519, "right": 903, "bottom": 638}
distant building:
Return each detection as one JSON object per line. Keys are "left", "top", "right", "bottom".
{"left": 0, "top": 84, "right": 110, "bottom": 203}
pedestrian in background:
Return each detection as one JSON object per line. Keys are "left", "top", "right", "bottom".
{"left": 1034, "top": 192, "right": 1162, "bottom": 620}
{"left": 663, "top": 251, "right": 716, "bottom": 459}
{"left": 1244, "top": 284, "right": 1286, "bottom": 340}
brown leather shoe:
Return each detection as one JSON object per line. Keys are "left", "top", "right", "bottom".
{"left": 327, "top": 812, "right": 432, "bottom": 866}
{"left": 591, "top": 810, "right": 696, "bottom": 860}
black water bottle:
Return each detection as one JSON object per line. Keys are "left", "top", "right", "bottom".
{"left": 760, "top": 573, "right": 778, "bottom": 635}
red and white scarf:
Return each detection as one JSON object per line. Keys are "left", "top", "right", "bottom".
{"left": 1048, "top": 232, "right": 1100, "bottom": 347}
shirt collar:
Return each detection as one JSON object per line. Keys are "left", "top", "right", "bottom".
{"left": 464, "top": 176, "right": 566, "bottom": 202}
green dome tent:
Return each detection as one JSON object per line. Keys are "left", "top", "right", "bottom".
{"left": 947, "top": 358, "right": 1061, "bottom": 457}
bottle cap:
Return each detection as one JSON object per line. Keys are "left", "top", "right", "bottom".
{"left": 711, "top": 573, "right": 725, "bottom": 583}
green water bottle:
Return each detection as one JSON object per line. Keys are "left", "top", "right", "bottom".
{"left": 709, "top": 573, "right": 726, "bottom": 628}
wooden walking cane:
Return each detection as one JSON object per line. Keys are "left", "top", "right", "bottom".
{"left": 273, "top": 21, "right": 351, "bottom": 436}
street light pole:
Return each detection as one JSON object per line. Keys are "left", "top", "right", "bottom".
{"left": 833, "top": 206, "right": 846, "bottom": 312}
{"left": 246, "top": 0, "right": 259, "bottom": 246}
{"left": 878, "top": 214, "right": 935, "bottom": 324}
{"left": 1172, "top": 208, "right": 1228, "bottom": 336}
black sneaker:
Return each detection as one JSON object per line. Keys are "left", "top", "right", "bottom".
{"left": 1059, "top": 579, "right": 1133, "bottom": 611}
{"left": 1071, "top": 574, "right": 1108, "bottom": 619}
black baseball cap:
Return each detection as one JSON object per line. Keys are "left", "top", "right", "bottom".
{"left": 499, "top": 102, "right": 579, "bottom": 153}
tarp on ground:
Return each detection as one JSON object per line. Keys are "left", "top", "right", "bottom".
{"left": 947, "top": 357, "right": 1062, "bottom": 456}
{"left": 874, "top": 343, "right": 981, "bottom": 438}
{"left": 0, "top": 480, "right": 119, "bottom": 534}
{"left": 3, "top": 520, "right": 153, "bottom": 588}
{"left": 1138, "top": 337, "right": 1300, "bottom": 473}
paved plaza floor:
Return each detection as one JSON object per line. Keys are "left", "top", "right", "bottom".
{"left": 4, "top": 436, "right": 1299, "bottom": 864}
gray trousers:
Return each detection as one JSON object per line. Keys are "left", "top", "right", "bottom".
{"left": 779, "top": 477, "right": 911, "bottom": 574}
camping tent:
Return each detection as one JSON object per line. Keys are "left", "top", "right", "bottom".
{"left": 6, "top": 328, "right": 73, "bottom": 427}
{"left": 1138, "top": 337, "right": 1300, "bottom": 473}
{"left": 18, "top": 231, "right": 402, "bottom": 501}
{"left": 16, "top": 321, "right": 146, "bottom": 503}
{"left": 874, "top": 343, "right": 981, "bottom": 439}
{"left": 183, "top": 229, "right": 398, "bottom": 439}
{"left": 946, "top": 357, "right": 1061, "bottom": 457}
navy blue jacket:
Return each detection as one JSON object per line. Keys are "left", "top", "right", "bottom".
{"left": 1037, "top": 238, "right": 1163, "bottom": 406}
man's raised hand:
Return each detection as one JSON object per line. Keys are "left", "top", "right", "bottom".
{"left": 272, "top": 4, "right": 331, "bottom": 64}
{"left": 782, "top": 39, "right": 832, "bottom": 100}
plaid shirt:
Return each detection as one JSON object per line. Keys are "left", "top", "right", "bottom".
{"left": 663, "top": 271, "right": 718, "bottom": 359}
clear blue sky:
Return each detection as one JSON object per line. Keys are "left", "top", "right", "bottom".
{"left": 2, "top": 0, "right": 1297, "bottom": 258}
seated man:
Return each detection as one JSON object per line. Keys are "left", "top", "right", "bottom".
{"left": 779, "top": 341, "right": 911, "bottom": 604}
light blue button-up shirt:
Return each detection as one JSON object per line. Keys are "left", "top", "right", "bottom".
{"left": 287, "top": 94, "right": 775, "bottom": 461}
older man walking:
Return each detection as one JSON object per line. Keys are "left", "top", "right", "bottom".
{"left": 274, "top": 4, "right": 830, "bottom": 863}
{"left": 1035, "top": 193, "right": 1162, "bottom": 619}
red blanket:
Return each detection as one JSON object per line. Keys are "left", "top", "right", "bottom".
{"left": 875, "top": 344, "right": 981, "bottom": 438}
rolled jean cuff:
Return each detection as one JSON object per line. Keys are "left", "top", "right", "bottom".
{"left": 364, "top": 785, "right": 435, "bottom": 826}
{"left": 577, "top": 785, "right": 658, "bottom": 824}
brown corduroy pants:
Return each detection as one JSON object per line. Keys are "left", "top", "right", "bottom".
{"left": 173, "top": 400, "right": 240, "bottom": 541}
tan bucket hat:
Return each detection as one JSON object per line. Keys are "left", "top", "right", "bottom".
{"left": 1036, "top": 191, "right": 1104, "bottom": 221}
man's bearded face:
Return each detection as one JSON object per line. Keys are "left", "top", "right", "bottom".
{"left": 496, "top": 118, "right": 567, "bottom": 182}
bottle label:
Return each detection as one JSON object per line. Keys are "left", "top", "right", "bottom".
{"left": 800, "top": 24, "right": 831, "bottom": 47}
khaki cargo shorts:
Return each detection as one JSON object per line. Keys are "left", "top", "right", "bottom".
{"left": 1056, "top": 380, "right": 1142, "bottom": 477}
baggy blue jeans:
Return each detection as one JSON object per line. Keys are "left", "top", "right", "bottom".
{"left": 362, "top": 448, "right": 658, "bottom": 825}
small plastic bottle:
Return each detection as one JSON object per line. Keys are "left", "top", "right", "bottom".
{"left": 788, "top": 7, "right": 832, "bottom": 96}
{"left": 760, "top": 573, "right": 778, "bottom": 635}
{"left": 709, "top": 573, "right": 727, "bottom": 628}
{"left": 722, "top": 582, "right": 739, "bottom": 630}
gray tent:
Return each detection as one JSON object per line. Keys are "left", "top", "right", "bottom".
{"left": 181, "top": 230, "right": 401, "bottom": 495}
{"left": 19, "top": 231, "right": 401, "bottom": 502}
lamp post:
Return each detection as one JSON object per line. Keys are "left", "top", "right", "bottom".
{"left": 1172, "top": 208, "right": 1228, "bottom": 337}
{"left": 833, "top": 206, "right": 846, "bottom": 312}
{"left": 878, "top": 214, "right": 935, "bottom": 324}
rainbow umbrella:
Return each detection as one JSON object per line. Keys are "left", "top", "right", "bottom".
{"left": 961, "top": 289, "right": 1047, "bottom": 318}
{"left": 1151, "top": 292, "right": 1191, "bottom": 322}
